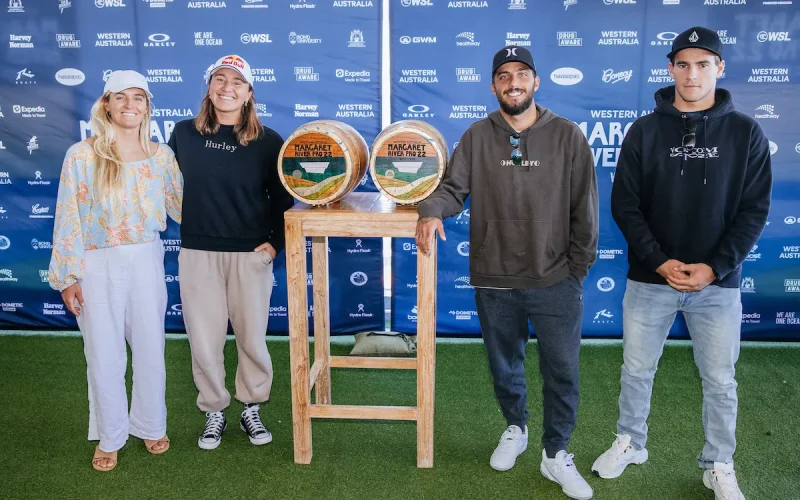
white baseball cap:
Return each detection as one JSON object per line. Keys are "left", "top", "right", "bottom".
{"left": 103, "top": 70, "right": 152, "bottom": 98}
{"left": 204, "top": 55, "right": 254, "bottom": 86}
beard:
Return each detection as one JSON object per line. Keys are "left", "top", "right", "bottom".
{"left": 497, "top": 88, "right": 534, "bottom": 116}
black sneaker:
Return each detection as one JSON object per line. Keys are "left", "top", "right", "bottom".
{"left": 198, "top": 411, "right": 227, "bottom": 450}
{"left": 240, "top": 403, "right": 272, "bottom": 445}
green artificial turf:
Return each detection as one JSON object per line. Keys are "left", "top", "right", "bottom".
{"left": 0, "top": 336, "right": 797, "bottom": 499}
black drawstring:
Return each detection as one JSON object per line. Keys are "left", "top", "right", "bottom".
{"left": 702, "top": 116, "right": 708, "bottom": 185}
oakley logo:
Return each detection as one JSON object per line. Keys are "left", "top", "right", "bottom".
{"left": 505, "top": 47, "right": 518, "bottom": 56}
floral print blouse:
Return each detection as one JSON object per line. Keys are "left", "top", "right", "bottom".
{"left": 48, "top": 141, "right": 183, "bottom": 292}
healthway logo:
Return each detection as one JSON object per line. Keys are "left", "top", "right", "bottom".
{"left": 755, "top": 104, "right": 779, "bottom": 119}
{"left": 550, "top": 67, "right": 583, "bottom": 85}
{"left": 455, "top": 32, "right": 480, "bottom": 47}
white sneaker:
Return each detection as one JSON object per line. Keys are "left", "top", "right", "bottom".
{"left": 489, "top": 425, "right": 528, "bottom": 471}
{"left": 591, "top": 433, "right": 648, "bottom": 479}
{"left": 703, "top": 462, "right": 745, "bottom": 500}
{"left": 540, "top": 449, "right": 594, "bottom": 500}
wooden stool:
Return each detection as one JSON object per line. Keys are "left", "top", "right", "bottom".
{"left": 284, "top": 192, "right": 438, "bottom": 468}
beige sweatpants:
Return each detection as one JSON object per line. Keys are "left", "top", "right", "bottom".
{"left": 178, "top": 248, "right": 274, "bottom": 412}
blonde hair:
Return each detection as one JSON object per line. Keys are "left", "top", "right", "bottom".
{"left": 194, "top": 92, "right": 263, "bottom": 147}
{"left": 88, "top": 90, "right": 153, "bottom": 200}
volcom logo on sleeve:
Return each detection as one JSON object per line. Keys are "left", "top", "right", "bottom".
{"left": 669, "top": 146, "right": 719, "bottom": 159}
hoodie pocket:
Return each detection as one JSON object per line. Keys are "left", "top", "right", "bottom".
{"left": 473, "top": 220, "right": 554, "bottom": 278}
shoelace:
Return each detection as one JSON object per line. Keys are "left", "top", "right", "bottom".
{"left": 712, "top": 469, "right": 741, "bottom": 497}
{"left": 496, "top": 427, "right": 522, "bottom": 449}
{"left": 242, "top": 405, "right": 267, "bottom": 436}
{"left": 608, "top": 433, "right": 632, "bottom": 459}
{"left": 203, "top": 412, "right": 224, "bottom": 438}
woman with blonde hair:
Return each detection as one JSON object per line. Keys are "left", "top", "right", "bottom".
{"left": 168, "top": 55, "right": 293, "bottom": 450}
{"left": 48, "top": 70, "right": 183, "bottom": 471}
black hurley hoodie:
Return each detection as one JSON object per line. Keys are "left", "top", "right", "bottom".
{"left": 611, "top": 87, "right": 772, "bottom": 288}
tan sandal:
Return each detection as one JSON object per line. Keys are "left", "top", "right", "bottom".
{"left": 92, "top": 446, "right": 118, "bottom": 472}
{"left": 144, "top": 436, "right": 170, "bottom": 455}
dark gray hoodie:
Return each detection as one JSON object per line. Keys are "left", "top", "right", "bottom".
{"left": 418, "top": 105, "right": 599, "bottom": 289}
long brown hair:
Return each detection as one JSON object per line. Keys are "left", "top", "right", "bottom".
{"left": 193, "top": 93, "right": 263, "bottom": 147}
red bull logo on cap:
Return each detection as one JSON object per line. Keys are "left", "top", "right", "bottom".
{"left": 221, "top": 55, "right": 245, "bottom": 70}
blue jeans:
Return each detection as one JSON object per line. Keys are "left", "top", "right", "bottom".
{"left": 617, "top": 279, "right": 742, "bottom": 469}
{"left": 475, "top": 276, "right": 584, "bottom": 458}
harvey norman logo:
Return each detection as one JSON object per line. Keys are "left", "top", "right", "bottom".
{"left": 505, "top": 32, "right": 531, "bottom": 46}
{"left": 550, "top": 67, "right": 583, "bottom": 85}
{"left": 294, "top": 104, "right": 319, "bottom": 117}
{"left": 9, "top": 35, "right": 34, "bottom": 49}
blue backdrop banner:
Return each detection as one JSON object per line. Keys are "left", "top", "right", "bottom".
{"left": 0, "top": 0, "right": 384, "bottom": 334}
{"left": 389, "top": 0, "right": 799, "bottom": 340}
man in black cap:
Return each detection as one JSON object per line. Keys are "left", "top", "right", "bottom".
{"left": 591, "top": 27, "right": 771, "bottom": 500}
{"left": 415, "top": 45, "right": 598, "bottom": 500}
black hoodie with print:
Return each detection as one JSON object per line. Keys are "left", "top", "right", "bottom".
{"left": 611, "top": 86, "right": 772, "bottom": 288}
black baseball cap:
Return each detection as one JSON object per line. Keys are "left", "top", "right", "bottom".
{"left": 666, "top": 27, "right": 723, "bottom": 60}
{"left": 492, "top": 46, "right": 536, "bottom": 77}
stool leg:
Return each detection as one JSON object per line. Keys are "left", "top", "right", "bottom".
{"left": 286, "top": 220, "right": 312, "bottom": 464}
{"left": 312, "top": 236, "right": 331, "bottom": 405}
{"left": 416, "top": 237, "right": 437, "bottom": 468}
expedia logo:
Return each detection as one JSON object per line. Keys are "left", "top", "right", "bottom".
{"left": 550, "top": 67, "right": 583, "bottom": 86}
{"left": 55, "top": 68, "right": 85, "bottom": 86}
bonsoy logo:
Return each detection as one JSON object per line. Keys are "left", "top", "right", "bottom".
{"left": 457, "top": 241, "right": 470, "bottom": 256}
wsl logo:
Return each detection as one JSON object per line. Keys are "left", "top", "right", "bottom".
{"left": 401, "top": 0, "right": 433, "bottom": 5}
